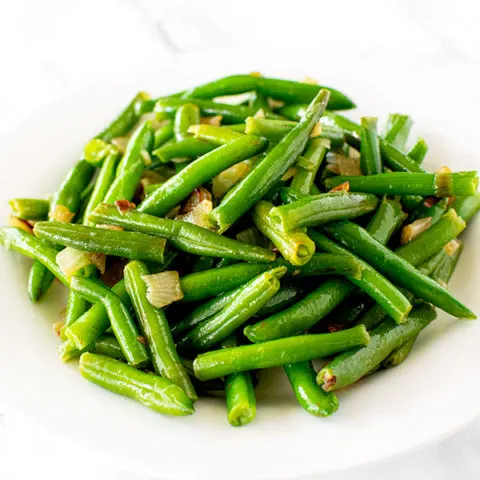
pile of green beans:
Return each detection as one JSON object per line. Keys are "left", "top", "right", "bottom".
{"left": 2, "top": 72, "right": 478, "bottom": 426}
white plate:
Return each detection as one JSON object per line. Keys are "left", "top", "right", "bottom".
{"left": 0, "top": 48, "right": 479, "bottom": 480}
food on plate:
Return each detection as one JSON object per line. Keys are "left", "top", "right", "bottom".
{"left": 1, "top": 73, "right": 478, "bottom": 426}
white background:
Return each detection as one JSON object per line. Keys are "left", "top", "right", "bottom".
{"left": 1, "top": 0, "right": 480, "bottom": 478}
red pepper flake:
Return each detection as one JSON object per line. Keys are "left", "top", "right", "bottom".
{"left": 327, "top": 323, "right": 345, "bottom": 333}
{"left": 115, "top": 199, "right": 136, "bottom": 214}
{"left": 423, "top": 196, "right": 439, "bottom": 208}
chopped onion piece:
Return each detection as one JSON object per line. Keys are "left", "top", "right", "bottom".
{"left": 267, "top": 98, "right": 284, "bottom": 109}
{"left": 330, "top": 181, "right": 350, "bottom": 193}
{"left": 141, "top": 150, "right": 152, "bottom": 166}
{"left": 9, "top": 215, "right": 33, "bottom": 234}
{"left": 302, "top": 76, "right": 318, "bottom": 85}
{"left": 88, "top": 252, "right": 107, "bottom": 274}
{"left": 309, "top": 122, "right": 323, "bottom": 138}
{"left": 214, "top": 92, "right": 253, "bottom": 105}
{"left": 200, "top": 115, "right": 222, "bottom": 126}
{"left": 50, "top": 205, "right": 75, "bottom": 223}
{"left": 444, "top": 238, "right": 462, "bottom": 256}
{"left": 326, "top": 152, "right": 362, "bottom": 176}
{"left": 401, "top": 217, "right": 432, "bottom": 244}
{"left": 254, "top": 109, "right": 266, "bottom": 119}
{"left": 57, "top": 247, "right": 93, "bottom": 277}
{"left": 236, "top": 227, "right": 265, "bottom": 246}
{"left": 183, "top": 187, "right": 212, "bottom": 213}
{"left": 165, "top": 205, "right": 181, "bottom": 219}
{"left": 281, "top": 167, "right": 297, "bottom": 182}
{"left": 176, "top": 199, "right": 213, "bottom": 229}
{"left": 141, "top": 271, "right": 184, "bottom": 308}
{"left": 212, "top": 162, "right": 251, "bottom": 198}
{"left": 111, "top": 136, "right": 130, "bottom": 154}
{"left": 138, "top": 112, "right": 168, "bottom": 131}
{"left": 52, "top": 321, "right": 65, "bottom": 337}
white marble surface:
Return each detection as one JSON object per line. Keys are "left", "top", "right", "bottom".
{"left": 1, "top": 0, "right": 480, "bottom": 478}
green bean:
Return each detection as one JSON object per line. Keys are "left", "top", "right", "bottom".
{"left": 188, "top": 124, "right": 244, "bottom": 145}
{"left": 244, "top": 278, "right": 355, "bottom": 342}
{"left": 395, "top": 209, "right": 465, "bottom": 266}
{"left": 192, "top": 255, "right": 216, "bottom": 273}
{"left": 174, "top": 103, "right": 200, "bottom": 141}
{"left": 277, "top": 104, "right": 308, "bottom": 121}
{"left": 83, "top": 139, "right": 116, "bottom": 167}
{"left": 408, "top": 198, "right": 448, "bottom": 225}
{"left": 379, "top": 139, "right": 426, "bottom": 173}
{"left": 323, "top": 221, "right": 475, "bottom": 318}
{"left": 317, "top": 303, "right": 436, "bottom": 391}
{"left": 321, "top": 112, "right": 425, "bottom": 174}
{"left": 407, "top": 138, "right": 428, "bottom": 164}
{"left": 256, "top": 284, "right": 305, "bottom": 316}
{"left": 58, "top": 334, "right": 126, "bottom": 363}
{"left": 29, "top": 158, "right": 96, "bottom": 298}
{"left": 194, "top": 325, "right": 370, "bottom": 381}
{"left": 383, "top": 241, "right": 463, "bottom": 368}
{"left": 285, "top": 253, "right": 363, "bottom": 278}
{"left": 358, "top": 246, "right": 451, "bottom": 331}
{"left": 270, "top": 192, "right": 379, "bottom": 231}
{"left": 139, "top": 135, "right": 267, "bottom": 217}
{"left": 124, "top": 261, "right": 196, "bottom": 400}
{"left": 79, "top": 353, "right": 193, "bottom": 416}
{"left": 252, "top": 200, "right": 315, "bottom": 266}
{"left": 180, "top": 262, "right": 273, "bottom": 303}
{"left": 103, "top": 122, "right": 154, "bottom": 204}
{"left": 0, "top": 227, "right": 67, "bottom": 285}
{"left": 359, "top": 117, "right": 382, "bottom": 175}
{"left": 64, "top": 290, "right": 90, "bottom": 333}
{"left": 83, "top": 150, "right": 121, "bottom": 226}
{"left": 452, "top": 193, "right": 480, "bottom": 223}
{"left": 309, "top": 232, "right": 412, "bottom": 324}
{"left": 51, "top": 160, "right": 97, "bottom": 220}
{"left": 92, "top": 335, "right": 126, "bottom": 360}
{"left": 250, "top": 90, "right": 270, "bottom": 111}
{"left": 245, "top": 197, "right": 401, "bottom": 342}
{"left": 366, "top": 197, "right": 405, "bottom": 246}
{"left": 172, "top": 287, "right": 243, "bottom": 339}
{"left": 154, "top": 120, "right": 174, "bottom": 148}
{"left": 96, "top": 92, "right": 153, "bottom": 142}
{"left": 291, "top": 138, "right": 329, "bottom": 194}
{"left": 27, "top": 261, "right": 55, "bottom": 302}
{"left": 402, "top": 195, "right": 424, "bottom": 211}
{"left": 245, "top": 117, "right": 344, "bottom": 148}
{"left": 326, "top": 171, "right": 478, "bottom": 197}
{"left": 381, "top": 336, "right": 417, "bottom": 369}
{"left": 156, "top": 97, "right": 278, "bottom": 124}
{"left": 284, "top": 361, "right": 338, "bottom": 417}
{"left": 209, "top": 90, "right": 331, "bottom": 233}
{"left": 70, "top": 276, "right": 149, "bottom": 366}
{"left": 222, "top": 336, "right": 256, "bottom": 427}
{"left": 33, "top": 222, "right": 166, "bottom": 263}
{"left": 9, "top": 198, "right": 50, "bottom": 221}
{"left": 185, "top": 75, "right": 355, "bottom": 110}
{"left": 179, "top": 267, "right": 286, "bottom": 351}
{"left": 89, "top": 203, "right": 274, "bottom": 263}
{"left": 431, "top": 241, "right": 463, "bottom": 288}
{"left": 383, "top": 114, "right": 413, "bottom": 150}
{"left": 64, "top": 279, "right": 130, "bottom": 350}
{"left": 152, "top": 138, "right": 215, "bottom": 163}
